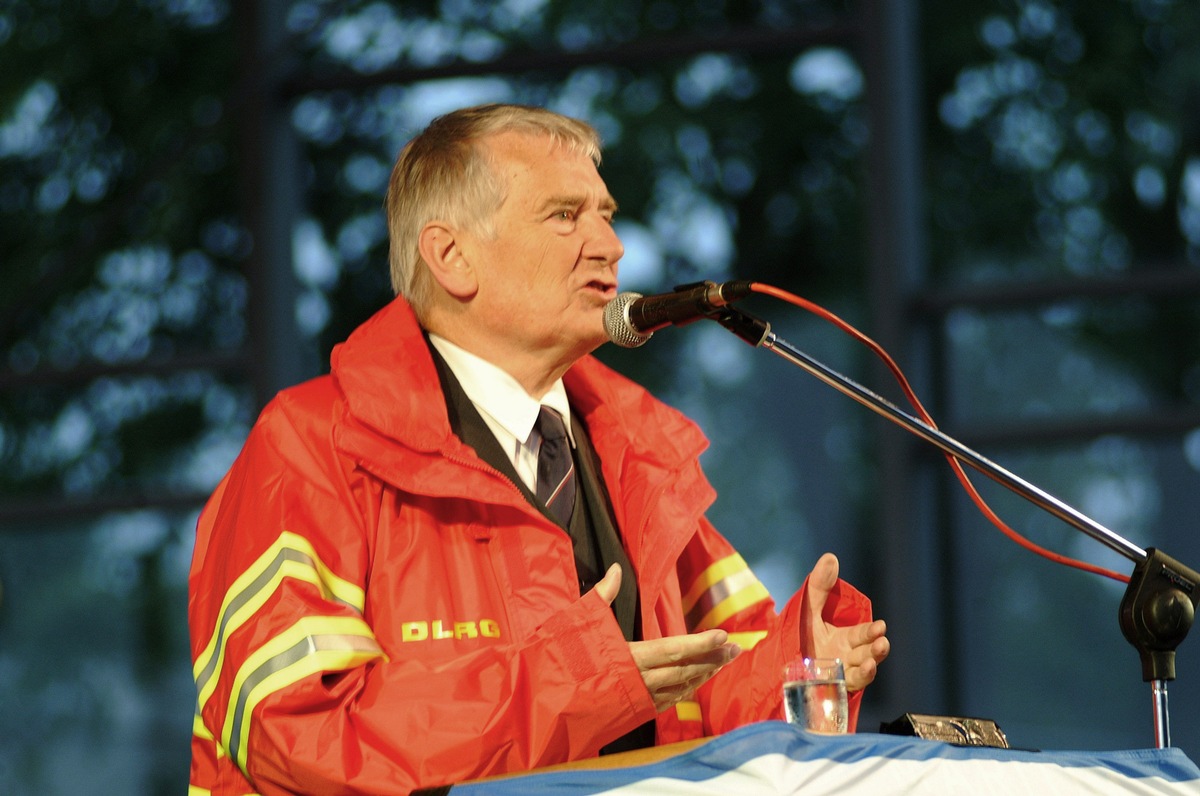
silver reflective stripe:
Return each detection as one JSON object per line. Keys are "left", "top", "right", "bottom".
{"left": 685, "top": 567, "right": 760, "bottom": 630}
{"left": 196, "top": 549, "right": 323, "bottom": 692}
{"left": 227, "top": 631, "right": 382, "bottom": 769}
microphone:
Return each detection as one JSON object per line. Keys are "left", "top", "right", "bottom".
{"left": 603, "top": 280, "right": 753, "bottom": 348}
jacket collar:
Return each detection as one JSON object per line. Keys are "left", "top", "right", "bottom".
{"left": 331, "top": 295, "right": 711, "bottom": 472}
{"left": 330, "top": 296, "right": 452, "bottom": 453}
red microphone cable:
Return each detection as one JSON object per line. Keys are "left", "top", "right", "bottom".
{"left": 749, "top": 281, "right": 1129, "bottom": 584}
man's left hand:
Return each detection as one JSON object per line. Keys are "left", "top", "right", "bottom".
{"left": 800, "top": 552, "right": 890, "bottom": 692}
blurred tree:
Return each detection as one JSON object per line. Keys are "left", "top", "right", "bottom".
{"left": 3, "top": 1, "right": 1200, "bottom": 793}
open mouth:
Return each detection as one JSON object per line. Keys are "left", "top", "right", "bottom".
{"left": 584, "top": 279, "right": 618, "bottom": 300}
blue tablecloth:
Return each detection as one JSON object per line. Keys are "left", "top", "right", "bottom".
{"left": 456, "top": 721, "right": 1200, "bottom": 794}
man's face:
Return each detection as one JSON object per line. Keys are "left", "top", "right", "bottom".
{"left": 458, "top": 131, "right": 624, "bottom": 366}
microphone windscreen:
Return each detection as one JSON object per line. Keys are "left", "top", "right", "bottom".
{"left": 603, "top": 292, "right": 652, "bottom": 348}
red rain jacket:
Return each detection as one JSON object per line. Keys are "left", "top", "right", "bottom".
{"left": 188, "top": 296, "right": 873, "bottom": 795}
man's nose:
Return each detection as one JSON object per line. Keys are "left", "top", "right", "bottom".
{"left": 583, "top": 214, "right": 624, "bottom": 264}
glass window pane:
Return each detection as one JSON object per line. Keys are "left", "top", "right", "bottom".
{"left": 945, "top": 438, "right": 1200, "bottom": 754}
{"left": 0, "top": 515, "right": 193, "bottom": 796}
{"left": 944, "top": 299, "right": 1200, "bottom": 425}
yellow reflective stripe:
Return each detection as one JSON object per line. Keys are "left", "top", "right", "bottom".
{"left": 681, "top": 554, "right": 748, "bottom": 616}
{"left": 193, "top": 709, "right": 213, "bottom": 740}
{"left": 196, "top": 558, "right": 340, "bottom": 710}
{"left": 676, "top": 700, "right": 702, "bottom": 722}
{"left": 682, "top": 553, "right": 770, "bottom": 631}
{"left": 193, "top": 531, "right": 365, "bottom": 713}
{"left": 694, "top": 576, "right": 770, "bottom": 630}
{"left": 224, "top": 614, "right": 383, "bottom": 774}
{"left": 192, "top": 710, "right": 228, "bottom": 761}
{"left": 727, "top": 630, "right": 768, "bottom": 650}
{"left": 188, "top": 787, "right": 211, "bottom": 796}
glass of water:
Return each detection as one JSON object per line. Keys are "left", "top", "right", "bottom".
{"left": 783, "top": 657, "right": 848, "bottom": 734}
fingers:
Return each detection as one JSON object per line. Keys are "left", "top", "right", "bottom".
{"left": 640, "top": 655, "right": 727, "bottom": 704}
{"left": 589, "top": 563, "right": 622, "bottom": 606}
{"left": 630, "top": 630, "right": 742, "bottom": 712}
{"left": 842, "top": 621, "right": 890, "bottom": 692}
{"left": 803, "top": 553, "right": 839, "bottom": 621}
{"left": 630, "top": 628, "right": 727, "bottom": 662}
{"left": 843, "top": 619, "right": 888, "bottom": 653}
{"left": 846, "top": 654, "right": 881, "bottom": 691}
{"left": 630, "top": 630, "right": 739, "bottom": 671}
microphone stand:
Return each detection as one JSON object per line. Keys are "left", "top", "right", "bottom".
{"left": 709, "top": 305, "right": 1199, "bottom": 749}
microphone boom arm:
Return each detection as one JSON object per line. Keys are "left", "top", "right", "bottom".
{"left": 712, "top": 306, "right": 1144, "bottom": 561}
{"left": 709, "top": 304, "right": 1198, "bottom": 749}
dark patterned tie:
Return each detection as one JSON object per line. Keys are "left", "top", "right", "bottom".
{"left": 536, "top": 406, "right": 576, "bottom": 526}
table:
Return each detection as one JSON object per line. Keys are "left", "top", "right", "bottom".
{"left": 454, "top": 720, "right": 1200, "bottom": 794}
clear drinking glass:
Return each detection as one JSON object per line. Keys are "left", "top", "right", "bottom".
{"left": 783, "top": 657, "right": 848, "bottom": 734}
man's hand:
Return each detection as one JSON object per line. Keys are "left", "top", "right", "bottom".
{"left": 592, "top": 564, "right": 742, "bottom": 712}
{"left": 800, "top": 553, "right": 890, "bottom": 692}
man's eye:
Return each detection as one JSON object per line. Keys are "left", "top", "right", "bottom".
{"left": 554, "top": 210, "right": 575, "bottom": 221}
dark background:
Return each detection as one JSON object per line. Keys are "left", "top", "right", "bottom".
{"left": 2, "top": 1, "right": 1200, "bottom": 792}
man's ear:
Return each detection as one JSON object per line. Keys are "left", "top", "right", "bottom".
{"left": 418, "top": 221, "right": 478, "bottom": 300}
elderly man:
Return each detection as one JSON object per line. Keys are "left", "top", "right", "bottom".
{"left": 188, "top": 103, "right": 889, "bottom": 795}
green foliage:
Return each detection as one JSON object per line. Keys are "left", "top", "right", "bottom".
{"left": 4, "top": 1, "right": 1200, "bottom": 791}
{"left": 0, "top": 1, "right": 251, "bottom": 505}
{"left": 925, "top": 0, "right": 1200, "bottom": 399}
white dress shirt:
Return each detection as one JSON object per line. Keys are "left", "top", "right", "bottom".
{"left": 428, "top": 333, "right": 575, "bottom": 493}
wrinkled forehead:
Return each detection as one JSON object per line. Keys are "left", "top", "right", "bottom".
{"left": 481, "top": 131, "right": 611, "bottom": 197}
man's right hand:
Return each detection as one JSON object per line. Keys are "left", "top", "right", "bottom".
{"left": 591, "top": 563, "right": 742, "bottom": 712}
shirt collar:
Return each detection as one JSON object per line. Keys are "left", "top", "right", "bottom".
{"left": 428, "top": 333, "right": 574, "bottom": 445}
